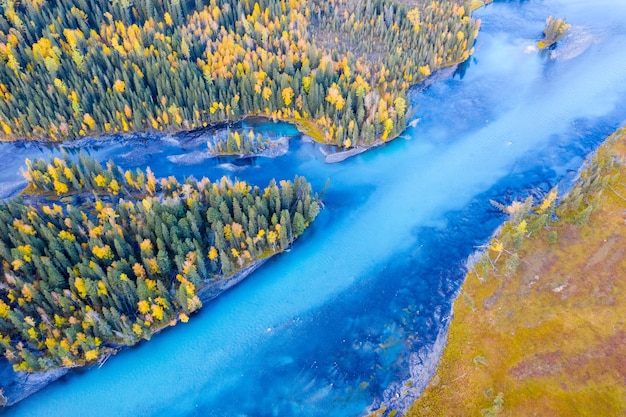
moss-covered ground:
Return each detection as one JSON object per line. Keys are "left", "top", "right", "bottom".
{"left": 409, "top": 129, "right": 626, "bottom": 416}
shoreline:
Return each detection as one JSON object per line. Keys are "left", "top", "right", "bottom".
{"left": 0, "top": 254, "right": 277, "bottom": 408}
{"left": 408, "top": 129, "right": 626, "bottom": 416}
{"left": 366, "top": 324, "right": 451, "bottom": 416}
{"left": 0, "top": 60, "right": 467, "bottom": 166}
{"left": 324, "top": 64, "right": 461, "bottom": 164}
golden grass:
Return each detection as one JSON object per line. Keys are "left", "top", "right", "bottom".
{"left": 293, "top": 119, "right": 326, "bottom": 143}
{"left": 408, "top": 129, "right": 626, "bottom": 417}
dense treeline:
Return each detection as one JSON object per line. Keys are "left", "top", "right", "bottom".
{"left": 0, "top": 0, "right": 478, "bottom": 148}
{"left": 0, "top": 154, "right": 320, "bottom": 371}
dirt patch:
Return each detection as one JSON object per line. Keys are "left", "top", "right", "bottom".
{"left": 510, "top": 351, "right": 564, "bottom": 379}
{"left": 517, "top": 251, "right": 559, "bottom": 298}
{"left": 585, "top": 233, "right": 621, "bottom": 268}
{"left": 510, "top": 331, "right": 626, "bottom": 384}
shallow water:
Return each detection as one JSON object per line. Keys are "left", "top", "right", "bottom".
{"left": 2, "top": 0, "right": 626, "bottom": 416}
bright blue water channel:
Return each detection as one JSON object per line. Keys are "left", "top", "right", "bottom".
{"left": 2, "top": 0, "right": 626, "bottom": 415}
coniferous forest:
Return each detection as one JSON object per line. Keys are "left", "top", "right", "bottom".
{"left": 0, "top": 0, "right": 479, "bottom": 148}
{"left": 0, "top": 154, "right": 320, "bottom": 371}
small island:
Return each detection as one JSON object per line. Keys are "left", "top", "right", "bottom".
{"left": 207, "top": 129, "right": 289, "bottom": 157}
{"left": 0, "top": 154, "right": 321, "bottom": 376}
{"left": 537, "top": 16, "right": 571, "bottom": 49}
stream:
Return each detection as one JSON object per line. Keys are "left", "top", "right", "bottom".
{"left": 2, "top": 0, "right": 626, "bottom": 415}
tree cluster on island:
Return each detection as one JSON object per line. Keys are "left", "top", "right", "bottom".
{"left": 0, "top": 154, "right": 321, "bottom": 372}
{"left": 537, "top": 16, "right": 570, "bottom": 49}
{"left": 0, "top": 0, "right": 479, "bottom": 150}
{"left": 208, "top": 129, "right": 280, "bottom": 155}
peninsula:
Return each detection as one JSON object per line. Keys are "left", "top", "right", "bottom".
{"left": 0, "top": 154, "right": 320, "bottom": 381}
{"left": 0, "top": 0, "right": 479, "bottom": 154}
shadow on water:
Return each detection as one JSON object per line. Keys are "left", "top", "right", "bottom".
{"left": 452, "top": 55, "right": 477, "bottom": 80}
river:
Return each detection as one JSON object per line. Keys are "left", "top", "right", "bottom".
{"left": 2, "top": 0, "right": 626, "bottom": 415}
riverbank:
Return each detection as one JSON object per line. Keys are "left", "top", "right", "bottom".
{"left": 408, "top": 128, "right": 626, "bottom": 416}
{"left": 0, "top": 152, "right": 320, "bottom": 407}
{"left": 0, "top": 365, "right": 68, "bottom": 407}
{"left": 0, "top": 253, "right": 277, "bottom": 408}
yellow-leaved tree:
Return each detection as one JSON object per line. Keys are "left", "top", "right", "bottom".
{"left": 113, "top": 79, "right": 126, "bottom": 93}
{"left": 282, "top": 87, "right": 294, "bottom": 106}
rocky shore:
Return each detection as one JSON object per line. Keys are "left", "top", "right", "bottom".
{"left": 0, "top": 362, "right": 68, "bottom": 407}
{"left": 366, "top": 324, "right": 450, "bottom": 416}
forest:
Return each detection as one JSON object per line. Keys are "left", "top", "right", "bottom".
{"left": 0, "top": 0, "right": 478, "bottom": 148}
{"left": 0, "top": 154, "right": 321, "bottom": 372}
